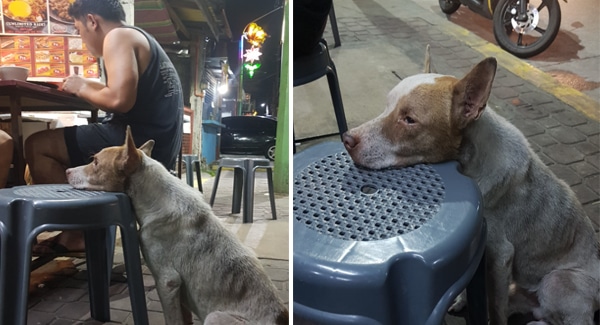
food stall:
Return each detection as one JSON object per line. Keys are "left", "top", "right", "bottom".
{"left": 0, "top": 0, "right": 100, "bottom": 185}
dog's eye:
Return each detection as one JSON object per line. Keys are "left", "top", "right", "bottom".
{"left": 404, "top": 116, "right": 416, "bottom": 124}
{"left": 93, "top": 158, "right": 98, "bottom": 166}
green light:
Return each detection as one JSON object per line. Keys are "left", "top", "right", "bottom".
{"left": 244, "top": 63, "right": 261, "bottom": 78}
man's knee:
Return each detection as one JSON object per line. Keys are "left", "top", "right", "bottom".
{"left": 0, "top": 130, "right": 11, "bottom": 144}
{"left": 25, "top": 129, "right": 64, "bottom": 159}
{"left": 0, "top": 131, "right": 13, "bottom": 157}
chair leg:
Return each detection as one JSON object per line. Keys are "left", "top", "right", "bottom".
{"left": 84, "top": 228, "right": 111, "bottom": 322}
{"left": 266, "top": 168, "right": 277, "bottom": 220}
{"left": 233, "top": 167, "right": 245, "bottom": 216}
{"left": 3, "top": 230, "right": 32, "bottom": 325}
{"left": 326, "top": 65, "right": 348, "bottom": 137}
{"left": 209, "top": 167, "right": 222, "bottom": 207}
{"left": 194, "top": 160, "right": 203, "bottom": 193}
{"left": 329, "top": 5, "right": 341, "bottom": 48}
{"left": 120, "top": 224, "right": 149, "bottom": 325}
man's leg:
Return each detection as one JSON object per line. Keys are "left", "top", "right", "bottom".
{"left": 25, "top": 129, "right": 84, "bottom": 253}
{"left": 0, "top": 130, "right": 13, "bottom": 188}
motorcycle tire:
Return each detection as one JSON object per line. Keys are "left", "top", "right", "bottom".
{"left": 493, "top": 0, "right": 561, "bottom": 58}
{"left": 439, "top": 0, "right": 461, "bottom": 14}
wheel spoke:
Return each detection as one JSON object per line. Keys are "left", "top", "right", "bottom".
{"left": 534, "top": 26, "right": 546, "bottom": 34}
{"left": 537, "top": 1, "right": 547, "bottom": 12}
{"left": 517, "top": 33, "right": 524, "bottom": 46}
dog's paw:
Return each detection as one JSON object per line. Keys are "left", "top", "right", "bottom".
{"left": 448, "top": 292, "right": 467, "bottom": 314}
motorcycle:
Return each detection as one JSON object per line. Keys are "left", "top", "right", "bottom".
{"left": 438, "top": 0, "right": 564, "bottom": 58}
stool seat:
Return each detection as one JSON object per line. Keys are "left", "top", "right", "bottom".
{"left": 210, "top": 157, "right": 277, "bottom": 223}
{"left": 0, "top": 184, "right": 148, "bottom": 325}
{"left": 293, "top": 142, "right": 486, "bottom": 325}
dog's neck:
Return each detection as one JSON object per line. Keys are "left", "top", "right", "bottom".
{"left": 457, "top": 108, "right": 531, "bottom": 203}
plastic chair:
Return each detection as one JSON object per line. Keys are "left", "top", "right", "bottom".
{"left": 209, "top": 157, "right": 277, "bottom": 223}
{"left": 293, "top": 142, "right": 487, "bottom": 325}
{"left": 0, "top": 184, "right": 148, "bottom": 325}
{"left": 294, "top": 39, "right": 348, "bottom": 139}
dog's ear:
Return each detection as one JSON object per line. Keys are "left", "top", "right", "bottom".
{"left": 423, "top": 44, "right": 437, "bottom": 74}
{"left": 120, "top": 125, "right": 142, "bottom": 174}
{"left": 139, "top": 140, "right": 155, "bottom": 156}
{"left": 452, "top": 57, "right": 497, "bottom": 128}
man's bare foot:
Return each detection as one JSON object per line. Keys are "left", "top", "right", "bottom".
{"left": 32, "top": 230, "right": 85, "bottom": 256}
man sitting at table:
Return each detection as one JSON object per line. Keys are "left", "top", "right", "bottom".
{"left": 0, "top": 130, "right": 13, "bottom": 188}
{"left": 25, "top": 0, "right": 183, "bottom": 255}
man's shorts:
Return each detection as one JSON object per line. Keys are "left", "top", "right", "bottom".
{"left": 63, "top": 123, "right": 126, "bottom": 168}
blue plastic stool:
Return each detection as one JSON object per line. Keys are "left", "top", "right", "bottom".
{"left": 210, "top": 157, "right": 277, "bottom": 223}
{"left": 0, "top": 184, "right": 148, "bottom": 325}
{"left": 293, "top": 142, "right": 487, "bottom": 325}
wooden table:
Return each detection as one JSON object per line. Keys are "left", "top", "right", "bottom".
{"left": 0, "top": 80, "right": 98, "bottom": 185}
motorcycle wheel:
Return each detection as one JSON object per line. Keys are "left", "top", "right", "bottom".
{"left": 493, "top": 0, "right": 561, "bottom": 58}
{"left": 439, "top": 0, "right": 461, "bottom": 14}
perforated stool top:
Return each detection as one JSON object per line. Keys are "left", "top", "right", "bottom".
{"left": 11, "top": 184, "right": 106, "bottom": 199}
{"left": 293, "top": 142, "right": 485, "bottom": 325}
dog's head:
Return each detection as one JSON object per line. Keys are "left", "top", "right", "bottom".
{"left": 343, "top": 48, "right": 497, "bottom": 169}
{"left": 66, "top": 126, "right": 155, "bottom": 192}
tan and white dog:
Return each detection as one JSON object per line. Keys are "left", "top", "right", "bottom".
{"left": 66, "top": 127, "right": 288, "bottom": 325}
{"left": 343, "top": 51, "right": 600, "bottom": 324}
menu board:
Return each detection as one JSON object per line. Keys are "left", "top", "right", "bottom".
{"left": 0, "top": 0, "right": 99, "bottom": 80}
{"left": 1, "top": 0, "right": 78, "bottom": 35}
{"left": 0, "top": 35, "right": 98, "bottom": 79}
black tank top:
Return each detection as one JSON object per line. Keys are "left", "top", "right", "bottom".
{"left": 104, "top": 26, "right": 183, "bottom": 169}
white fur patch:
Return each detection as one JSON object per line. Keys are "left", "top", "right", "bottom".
{"left": 383, "top": 73, "right": 447, "bottom": 116}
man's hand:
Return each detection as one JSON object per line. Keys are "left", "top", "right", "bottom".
{"left": 61, "top": 75, "right": 87, "bottom": 96}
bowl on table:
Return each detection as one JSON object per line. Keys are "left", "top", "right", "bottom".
{"left": 0, "top": 66, "right": 29, "bottom": 81}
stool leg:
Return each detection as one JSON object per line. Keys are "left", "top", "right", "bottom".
{"left": 209, "top": 167, "right": 222, "bottom": 207}
{"left": 232, "top": 168, "right": 244, "bottom": 214}
{"left": 84, "top": 228, "right": 111, "bottom": 322}
{"left": 119, "top": 224, "right": 149, "bottom": 325}
{"left": 466, "top": 250, "right": 487, "bottom": 325}
{"left": 266, "top": 168, "right": 277, "bottom": 220}
{"left": 243, "top": 165, "right": 255, "bottom": 224}
{"left": 3, "top": 229, "right": 33, "bottom": 325}
{"left": 325, "top": 65, "right": 348, "bottom": 137}
{"left": 184, "top": 156, "right": 194, "bottom": 186}
{"left": 194, "top": 160, "right": 203, "bottom": 193}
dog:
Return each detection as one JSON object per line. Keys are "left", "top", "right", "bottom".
{"left": 66, "top": 127, "right": 288, "bottom": 325}
{"left": 342, "top": 49, "right": 600, "bottom": 324}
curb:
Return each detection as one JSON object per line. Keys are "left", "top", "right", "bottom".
{"left": 442, "top": 22, "right": 600, "bottom": 122}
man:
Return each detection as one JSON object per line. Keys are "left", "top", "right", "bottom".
{"left": 26, "top": 0, "right": 183, "bottom": 255}
{"left": 0, "top": 130, "right": 13, "bottom": 188}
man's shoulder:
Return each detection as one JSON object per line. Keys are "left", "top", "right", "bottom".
{"left": 106, "top": 26, "right": 147, "bottom": 42}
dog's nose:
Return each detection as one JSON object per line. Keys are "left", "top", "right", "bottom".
{"left": 342, "top": 132, "right": 357, "bottom": 150}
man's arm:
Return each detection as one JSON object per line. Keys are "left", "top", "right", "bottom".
{"left": 63, "top": 28, "right": 142, "bottom": 113}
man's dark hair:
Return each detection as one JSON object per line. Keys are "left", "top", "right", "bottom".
{"left": 68, "top": 0, "right": 126, "bottom": 23}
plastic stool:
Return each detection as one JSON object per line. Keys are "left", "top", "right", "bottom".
{"left": 294, "top": 39, "right": 348, "bottom": 138}
{"left": 182, "top": 154, "right": 203, "bottom": 192}
{"left": 0, "top": 184, "right": 148, "bottom": 325}
{"left": 210, "top": 157, "right": 277, "bottom": 223}
{"left": 293, "top": 142, "right": 487, "bottom": 325}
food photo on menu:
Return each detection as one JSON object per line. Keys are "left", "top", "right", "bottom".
{"left": 0, "top": 0, "right": 97, "bottom": 80}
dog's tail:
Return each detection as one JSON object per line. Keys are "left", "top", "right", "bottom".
{"left": 424, "top": 44, "right": 437, "bottom": 74}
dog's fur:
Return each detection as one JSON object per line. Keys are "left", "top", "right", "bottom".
{"left": 343, "top": 51, "right": 600, "bottom": 325}
{"left": 66, "top": 127, "right": 288, "bottom": 325}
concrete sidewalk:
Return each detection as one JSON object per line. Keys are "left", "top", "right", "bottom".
{"left": 26, "top": 167, "right": 289, "bottom": 325}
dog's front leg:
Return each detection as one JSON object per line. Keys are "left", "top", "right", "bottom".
{"left": 155, "top": 271, "right": 186, "bottom": 324}
{"left": 486, "top": 236, "right": 515, "bottom": 325}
